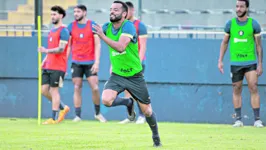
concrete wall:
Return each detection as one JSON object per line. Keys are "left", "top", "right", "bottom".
{"left": 0, "top": 37, "right": 266, "bottom": 125}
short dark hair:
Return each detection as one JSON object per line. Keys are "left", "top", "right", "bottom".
{"left": 75, "top": 4, "right": 87, "bottom": 11}
{"left": 238, "top": 0, "right": 249, "bottom": 8}
{"left": 125, "top": 1, "right": 134, "bottom": 8}
{"left": 51, "top": 5, "right": 66, "bottom": 18}
{"left": 113, "top": 1, "right": 128, "bottom": 13}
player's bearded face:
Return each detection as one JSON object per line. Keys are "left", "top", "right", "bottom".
{"left": 74, "top": 8, "right": 85, "bottom": 21}
{"left": 236, "top": 1, "right": 248, "bottom": 18}
{"left": 110, "top": 12, "right": 123, "bottom": 22}
{"left": 110, "top": 3, "right": 126, "bottom": 22}
{"left": 51, "top": 12, "right": 60, "bottom": 24}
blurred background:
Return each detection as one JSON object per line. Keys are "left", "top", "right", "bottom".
{"left": 0, "top": 0, "right": 265, "bottom": 34}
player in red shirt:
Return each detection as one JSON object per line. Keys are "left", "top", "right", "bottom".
{"left": 38, "top": 6, "right": 70, "bottom": 124}
{"left": 67, "top": 5, "right": 106, "bottom": 122}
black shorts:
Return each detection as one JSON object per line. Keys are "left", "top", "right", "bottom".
{"left": 231, "top": 64, "right": 257, "bottom": 83}
{"left": 42, "top": 70, "right": 65, "bottom": 87}
{"left": 71, "top": 63, "right": 97, "bottom": 78}
{"left": 104, "top": 72, "right": 150, "bottom": 104}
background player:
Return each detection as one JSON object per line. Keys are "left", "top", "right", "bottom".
{"left": 218, "top": 0, "right": 263, "bottom": 127}
{"left": 67, "top": 5, "right": 106, "bottom": 123}
{"left": 38, "top": 5, "right": 70, "bottom": 124}
{"left": 119, "top": 1, "right": 148, "bottom": 124}
{"left": 93, "top": 1, "right": 162, "bottom": 147}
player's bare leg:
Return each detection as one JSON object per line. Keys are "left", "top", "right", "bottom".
{"left": 41, "top": 84, "right": 52, "bottom": 101}
{"left": 119, "top": 90, "right": 135, "bottom": 124}
{"left": 87, "top": 76, "right": 107, "bottom": 122}
{"left": 51, "top": 87, "right": 60, "bottom": 121}
{"left": 41, "top": 84, "right": 69, "bottom": 112}
{"left": 73, "top": 77, "right": 83, "bottom": 122}
{"left": 119, "top": 90, "right": 146, "bottom": 124}
{"left": 102, "top": 89, "right": 117, "bottom": 106}
{"left": 138, "top": 102, "right": 162, "bottom": 147}
{"left": 131, "top": 91, "right": 146, "bottom": 124}
{"left": 42, "top": 87, "right": 60, "bottom": 124}
{"left": 102, "top": 89, "right": 136, "bottom": 121}
{"left": 41, "top": 85, "right": 69, "bottom": 124}
{"left": 245, "top": 71, "right": 263, "bottom": 127}
{"left": 232, "top": 80, "right": 244, "bottom": 127}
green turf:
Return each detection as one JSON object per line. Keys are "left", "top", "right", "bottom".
{"left": 0, "top": 118, "right": 265, "bottom": 150}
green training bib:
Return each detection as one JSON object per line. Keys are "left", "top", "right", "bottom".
{"left": 106, "top": 20, "right": 142, "bottom": 77}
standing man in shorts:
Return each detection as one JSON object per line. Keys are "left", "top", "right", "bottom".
{"left": 67, "top": 5, "right": 106, "bottom": 122}
{"left": 218, "top": 0, "right": 264, "bottom": 127}
{"left": 39, "top": 5, "right": 70, "bottom": 124}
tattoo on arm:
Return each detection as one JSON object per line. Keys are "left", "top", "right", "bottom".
{"left": 47, "top": 41, "right": 67, "bottom": 53}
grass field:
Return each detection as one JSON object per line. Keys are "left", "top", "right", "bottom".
{"left": 0, "top": 118, "right": 265, "bottom": 150}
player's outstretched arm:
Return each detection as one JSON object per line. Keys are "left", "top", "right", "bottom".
{"left": 139, "top": 36, "right": 147, "bottom": 62}
{"left": 93, "top": 24, "right": 130, "bottom": 53}
{"left": 252, "top": 19, "right": 263, "bottom": 76}
{"left": 66, "top": 36, "right": 72, "bottom": 59}
{"left": 218, "top": 34, "right": 230, "bottom": 74}
{"left": 94, "top": 35, "right": 101, "bottom": 65}
{"left": 138, "top": 22, "right": 148, "bottom": 61}
{"left": 255, "top": 34, "right": 263, "bottom": 76}
{"left": 91, "top": 35, "right": 101, "bottom": 74}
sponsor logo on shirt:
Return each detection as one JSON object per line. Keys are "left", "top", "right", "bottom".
{"left": 112, "top": 51, "right": 127, "bottom": 56}
{"left": 234, "top": 38, "right": 248, "bottom": 43}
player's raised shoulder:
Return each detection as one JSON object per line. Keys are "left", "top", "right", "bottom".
{"left": 139, "top": 21, "right": 146, "bottom": 27}
{"left": 67, "top": 22, "right": 74, "bottom": 34}
{"left": 252, "top": 19, "right": 261, "bottom": 36}
{"left": 61, "top": 27, "right": 70, "bottom": 35}
{"left": 91, "top": 20, "right": 98, "bottom": 25}
{"left": 60, "top": 27, "right": 70, "bottom": 42}
{"left": 121, "top": 21, "right": 136, "bottom": 39}
{"left": 122, "top": 21, "right": 136, "bottom": 32}
{"left": 67, "top": 22, "right": 73, "bottom": 28}
{"left": 224, "top": 20, "right": 232, "bottom": 35}
{"left": 124, "top": 20, "right": 135, "bottom": 27}
{"left": 252, "top": 18, "right": 260, "bottom": 25}
{"left": 225, "top": 20, "right": 232, "bottom": 27}
{"left": 138, "top": 21, "right": 148, "bottom": 37}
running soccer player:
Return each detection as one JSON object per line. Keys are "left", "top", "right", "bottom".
{"left": 67, "top": 4, "right": 107, "bottom": 123}
{"left": 38, "top": 5, "right": 70, "bottom": 124}
{"left": 119, "top": 1, "right": 148, "bottom": 124}
{"left": 93, "top": 1, "right": 162, "bottom": 147}
{"left": 218, "top": 0, "right": 264, "bottom": 127}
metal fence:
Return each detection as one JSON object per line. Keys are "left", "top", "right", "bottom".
{"left": 0, "top": 24, "right": 265, "bottom": 39}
